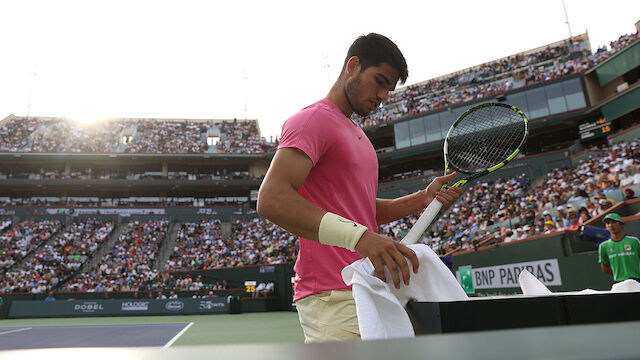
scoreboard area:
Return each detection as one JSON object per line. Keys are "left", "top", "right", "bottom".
{"left": 579, "top": 116, "right": 613, "bottom": 141}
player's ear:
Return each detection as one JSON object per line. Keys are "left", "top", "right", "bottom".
{"left": 345, "top": 56, "right": 361, "bottom": 79}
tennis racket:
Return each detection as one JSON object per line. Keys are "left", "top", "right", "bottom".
{"left": 400, "top": 102, "right": 529, "bottom": 245}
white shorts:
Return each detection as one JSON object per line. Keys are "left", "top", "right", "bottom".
{"left": 295, "top": 289, "right": 360, "bottom": 343}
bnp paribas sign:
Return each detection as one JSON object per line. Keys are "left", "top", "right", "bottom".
{"left": 456, "top": 258, "right": 562, "bottom": 294}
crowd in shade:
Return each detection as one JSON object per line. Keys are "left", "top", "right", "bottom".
{"left": 166, "top": 217, "right": 297, "bottom": 271}
{"left": 354, "top": 32, "right": 639, "bottom": 128}
{"left": 379, "top": 139, "right": 640, "bottom": 255}
{"left": 61, "top": 219, "right": 168, "bottom": 292}
{"left": 0, "top": 118, "right": 276, "bottom": 154}
{"left": 0, "top": 219, "right": 62, "bottom": 271}
{"left": 224, "top": 218, "right": 297, "bottom": 266}
{"left": 165, "top": 219, "right": 224, "bottom": 271}
{"left": 0, "top": 219, "right": 115, "bottom": 294}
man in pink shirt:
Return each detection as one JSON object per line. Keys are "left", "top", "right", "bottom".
{"left": 257, "top": 33, "right": 462, "bottom": 342}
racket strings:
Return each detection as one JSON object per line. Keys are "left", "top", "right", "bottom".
{"left": 447, "top": 105, "right": 525, "bottom": 172}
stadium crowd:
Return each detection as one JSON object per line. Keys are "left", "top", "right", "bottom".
{"left": 0, "top": 219, "right": 62, "bottom": 272}
{"left": 166, "top": 217, "right": 297, "bottom": 271}
{"left": 0, "top": 118, "right": 276, "bottom": 155}
{"left": 61, "top": 219, "right": 168, "bottom": 292}
{"left": 165, "top": 219, "right": 224, "bottom": 271}
{"left": 1, "top": 134, "right": 638, "bottom": 293}
{"left": 125, "top": 120, "right": 208, "bottom": 154}
{"left": 27, "top": 119, "right": 130, "bottom": 153}
{"left": 216, "top": 120, "right": 277, "bottom": 154}
{"left": 0, "top": 219, "right": 115, "bottom": 293}
{"left": 355, "top": 31, "right": 639, "bottom": 128}
{"left": 379, "top": 139, "right": 640, "bottom": 255}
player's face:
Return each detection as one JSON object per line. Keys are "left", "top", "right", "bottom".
{"left": 345, "top": 61, "right": 399, "bottom": 116}
{"left": 605, "top": 220, "right": 623, "bottom": 234}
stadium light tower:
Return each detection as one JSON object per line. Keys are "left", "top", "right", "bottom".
{"left": 242, "top": 68, "right": 248, "bottom": 120}
{"left": 26, "top": 64, "right": 38, "bottom": 120}
{"left": 561, "top": 0, "right": 573, "bottom": 38}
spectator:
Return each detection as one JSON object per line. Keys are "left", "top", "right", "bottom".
{"left": 44, "top": 291, "right": 56, "bottom": 301}
{"left": 544, "top": 221, "right": 557, "bottom": 234}
{"left": 265, "top": 281, "right": 275, "bottom": 295}
{"left": 624, "top": 188, "right": 636, "bottom": 200}
{"left": 254, "top": 282, "right": 266, "bottom": 298}
{"left": 598, "top": 213, "right": 640, "bottom": 283}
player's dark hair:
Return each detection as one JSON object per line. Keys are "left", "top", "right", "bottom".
{"left": 342, "top": 33, "right": 408, "bottom": 84}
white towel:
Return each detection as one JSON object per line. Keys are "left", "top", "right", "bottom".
{"left": 518, "top": 269, "right": 640, "bottom": 295}
{"left": 518, "top": 268, "right": 553, "bottom": 295}
{"left": 341, "top": 244, "right": 468, "bottom": 341}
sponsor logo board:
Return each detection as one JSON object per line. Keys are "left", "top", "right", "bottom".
{"left": 74, "top": 302, "right": 105, "bottom": 313}
{"left": 456, "top": 258, "right": 562, "bottom": 294}
{"left": 121, "top": 301, "right": 150, "bottom": 311}
{"left": 165, "top": 300, "right": 185, "bottom": 311}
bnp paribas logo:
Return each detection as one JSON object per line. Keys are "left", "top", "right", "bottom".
{"left": 459, "top": 265, "right": 474, "bottom": 294}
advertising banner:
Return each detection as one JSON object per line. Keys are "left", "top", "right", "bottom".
{"left": 455, "top": 258, "right": 562, "bottom": 294}
{"left": 9, "top": 298, "right": 229, "bottom": 318}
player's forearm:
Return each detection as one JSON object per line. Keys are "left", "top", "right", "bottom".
{"left": 376, "top": 190, "right": 431, "bottom": 225}
{"left": 257, "top": 183, "right": 326, "bottom": 241}
{"left": 600, "top": 264, "right": 613, "bottom": 276}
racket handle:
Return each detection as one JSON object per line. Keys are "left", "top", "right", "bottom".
{"left": 400, "top": 199, "right": 443, "bottom": 245}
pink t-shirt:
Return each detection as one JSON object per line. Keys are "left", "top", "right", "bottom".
{"left": 279, "top": 98, "right": 379, "bottom": 301}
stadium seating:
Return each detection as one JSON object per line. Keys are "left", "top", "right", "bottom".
{"left": 0, "top": 219, "right": 115, "bottom": 293}
{"left": 0, "top": 219, "right": 62, "bottom": 272}
{"left": 0, "top": 118, "right": 277, "bottom": 155}
{"left": 61, "top": 219, "right": 169, "bottom": 292}
{"left": 167, "top": 217, "right": 297, "bottom": 271}
{"left": 386, "top": 139, "right": 640, "bottom": 256}
{"left": 166, "top": 219, "right": 224, "bottom": 271}
{"left": 354, "top": 32, "right": 639, "bottom": 128}
{"left": 2, "top": 133, "right": 637, "bottom": 293}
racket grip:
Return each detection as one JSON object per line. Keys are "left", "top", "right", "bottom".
{"left": 400, "top": 199, "right": 443, "bottom": 245}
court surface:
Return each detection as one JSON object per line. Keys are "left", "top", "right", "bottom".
{"left": 0, "top": 323, "right": 192, "bottom": 350}
{"left": 0, "top": 312, "right": 304, "bottom": 348}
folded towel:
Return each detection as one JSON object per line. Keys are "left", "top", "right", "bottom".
{"left": 342, "top": 244, "right": 468, "bottom": 341}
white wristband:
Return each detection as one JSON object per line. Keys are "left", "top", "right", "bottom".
{"left": 318, "top": 212, "right": 368, "bottom": 251}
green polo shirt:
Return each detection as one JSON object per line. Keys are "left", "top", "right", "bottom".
{"left": 599, "top": 235, "right": 640, "bottom": 282}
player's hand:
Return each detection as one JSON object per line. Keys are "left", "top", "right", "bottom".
{"left": 424, "top": 172, "right": 464, "bottom": 211}
{"left": 354, "top": 231, "right": 419, "bottom": 289}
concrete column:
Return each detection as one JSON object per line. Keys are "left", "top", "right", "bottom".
{"left": 162, "top": 161, "right": 168, "bottom": 178}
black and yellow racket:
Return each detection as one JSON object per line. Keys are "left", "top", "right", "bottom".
{"left": 401, "top": 102, "right": 529, "bottom": 245}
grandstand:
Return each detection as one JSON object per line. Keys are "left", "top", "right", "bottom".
{"left": 0, "top": 26, "right": 639, "bottom": 336}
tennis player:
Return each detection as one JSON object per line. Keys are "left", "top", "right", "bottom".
{"left": 257, "top": 33, "right": 463, "bottom": 342}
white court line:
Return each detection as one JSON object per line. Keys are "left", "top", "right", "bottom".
{"left": 162, "top": 322, "right": 194, "bottom": 349}
{"left": 0, "top": 327, "right": 32, "bottom": 336}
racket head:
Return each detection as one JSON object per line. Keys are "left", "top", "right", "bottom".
{"left": 443, "top": 102, "right": 528, "bottom": 179}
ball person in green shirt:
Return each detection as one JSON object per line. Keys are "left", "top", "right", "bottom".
{"left": 598, "top": 213, "right": 640, "bottom": 282}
